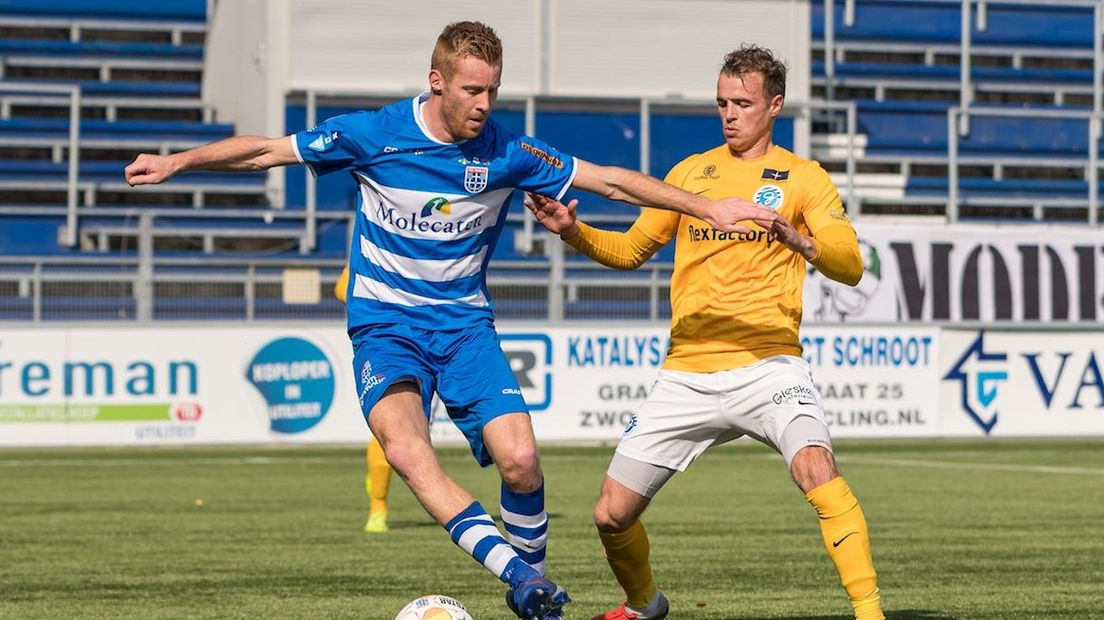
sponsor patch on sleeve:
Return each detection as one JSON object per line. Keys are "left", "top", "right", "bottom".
{"left": 520, "top": 142, "right": 564, "bottom": 169}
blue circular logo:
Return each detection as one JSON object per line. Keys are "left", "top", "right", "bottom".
{"left": 246, "top": 337, "right": 334, "bottom": 434}
{"left": 753, "top": 184, "right": 785, "bottom": 210}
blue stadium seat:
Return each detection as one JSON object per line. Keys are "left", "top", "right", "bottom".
{"left": 0, "top": 159, "right": 264, "bottom": 184}
{"left": 812, "top": 61, "right": 1095, "bottom": 85}
{"left": 812, "top": 0, "right": 1094, "bottom": 48}
{"left": 852, "top": 100, "right": 1101, "bottom": 157}
{"left": 0, "top": 40, "right": 203, "bottom": 59}
{"left": 0, "top": 0, "right": 206, "bottom": 21}
{"left": 0, "top": 118, "right": 232, "bottom": 140}
{"left": 908, "top": 176, "right": 1101, "bottom": 199}
{"left": 41, "top": 296, "right": 136, "bottom": 320}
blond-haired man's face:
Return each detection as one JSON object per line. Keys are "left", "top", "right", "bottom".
{"left": 429, "top": 56, "right": 502, "bottom": 141}
{"left": 716, "top": 71, "right": 783, "bottom": 155}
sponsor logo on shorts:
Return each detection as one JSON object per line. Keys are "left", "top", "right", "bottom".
{"left": 623, "top": 413, "right": 638, "bottom": 435}
{"left": 772, "top": 384, "right": 817, "bottom": 405}
{"left": 501, "top": 388, "right": 522, "bottom": 396}
{"left": 358, "top": 359, "right": 386, "bottom": 407}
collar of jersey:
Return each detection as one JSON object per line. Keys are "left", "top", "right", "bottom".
{"left": 412, "top": 92, "right": 469, "bottom": 146}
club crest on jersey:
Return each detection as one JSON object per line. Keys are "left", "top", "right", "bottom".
{"left": 753, "top": 184, "right": 785, "bottom": 210}
{"left": 464, "top": 165, "right": 489, "bottom": 194}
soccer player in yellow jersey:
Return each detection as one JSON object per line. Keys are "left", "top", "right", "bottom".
{"left": 527, "top": 45, "right": 884, "bottom": 620}
{"left": 336, "top": 266, "right": 393, "bottom": 534}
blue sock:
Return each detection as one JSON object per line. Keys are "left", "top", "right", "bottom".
{"left": 500, "top": 481, "right": 548, "bottom": 575}
{"left": 445, "top": 501, "right": 535, "bottom": 584}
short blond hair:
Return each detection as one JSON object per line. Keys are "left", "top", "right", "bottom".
{"left": 431, "top": 21, "right": 503, "bottom": 76}
{"left": 721, "top": 44, "right": 787, "bottom": 100}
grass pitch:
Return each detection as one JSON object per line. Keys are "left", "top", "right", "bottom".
{"left": 2, "top": 439, "right": 1102, "bottom": 619}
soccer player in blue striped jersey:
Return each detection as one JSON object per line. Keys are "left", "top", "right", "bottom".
{"left": 124, "top": 21, "right": 776, "bottom": 619}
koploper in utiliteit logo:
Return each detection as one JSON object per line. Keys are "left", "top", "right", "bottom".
{"left": 246, "top": 337, "right": 334, "bottom": 434}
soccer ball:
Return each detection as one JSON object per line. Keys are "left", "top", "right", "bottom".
{"left": 394, "top": 594, "right": 474, "bottom": 620}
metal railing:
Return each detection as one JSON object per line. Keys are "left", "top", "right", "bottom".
{"left": 947, "top": 106, "right": 1102, "bottom": 223}
{"left": 0, "top": 253, "right": 678, "bottom": 324}
{"left": 0, "top": 82, "right": 81, "bottom": 246}
{"left": 822, "top": 0, "right": 1103, "bottom": 131}
{"left": 959, "top": 0, "right": 1103, "bottom": 136}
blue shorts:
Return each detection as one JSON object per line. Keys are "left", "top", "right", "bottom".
{"left": 350, "top": 322, "right": 529, "bottom": 467}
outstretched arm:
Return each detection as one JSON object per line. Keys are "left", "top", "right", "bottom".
{"left": 570, "top": 159, "right": 777, "bottom": 234}
{"left": 124, "top": 135, "right": 298, "bottom": 186}
{"left": 525, "top": 193, "right": 667, "bottom": 271}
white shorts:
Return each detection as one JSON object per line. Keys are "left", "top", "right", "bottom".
{"left": 615, "top": 355, "right": 833, "bottom": 471}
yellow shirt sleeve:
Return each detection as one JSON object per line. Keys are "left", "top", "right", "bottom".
{"left": 810, "top": 226, "right": 863, "bottom": 285}
{"left": 564, "top": 216, "right": 669, "bottom": 270}
{"left": 335, "top": 266, "right": 349, "bottom": 303}
{"left": 562, "top": 160, "right": 689, "bottom": 269}
{"left": 801, "top": 162, "right": 863, "bottom": 285}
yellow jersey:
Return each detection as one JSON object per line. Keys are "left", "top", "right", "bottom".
{"left": 567, "top": 145, "right": 861, "bottom": 373}
{"left": 335, "top": 266, "right": 349, "bottom": 303}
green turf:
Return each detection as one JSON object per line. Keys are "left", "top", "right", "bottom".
{"left": 1, "top": 439, "right": 1102, "bottom": 619}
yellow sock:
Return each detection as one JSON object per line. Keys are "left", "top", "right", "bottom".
{"left": 598, "top": 520, "right": 657, "bottom": 609}
{"left": 805, "top": 477, "right": 884, "bottom": 620}
{"left": 368, "top": 438, "right": 391, "bottom": 514}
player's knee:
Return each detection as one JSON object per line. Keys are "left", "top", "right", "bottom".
{"left": 593, "top": 502, "right": 632, "bottom": 534}
{"left": 496, "top": 444, "right": 541, "bottom": 491}
{"left": 381, "top": 438, "right": 433, "bottom": 479}
{"left": 790, "top": 445, "right": 839, "bottom": 493}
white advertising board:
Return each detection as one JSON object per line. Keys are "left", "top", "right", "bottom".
{"left": 800, "top": 326, "right": 940, "bottom": 437}
{"left": 803, "top": 222, "right": 1104, "bottom": 325}
{"left": 938, "top": 330, "right": 1104, "bottom": 437}
{"left": 0, "top": 327, "right": 367, "bottom": 447}
{"left": 10, "top": 324, "right": 1100, "bottom": 447}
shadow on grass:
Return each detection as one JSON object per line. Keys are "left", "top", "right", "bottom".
{"left": 737, "top": 611, "right": 955, "bottom": 620}
{"left": 376, "top": 512, "right": 567, "bottom": 531}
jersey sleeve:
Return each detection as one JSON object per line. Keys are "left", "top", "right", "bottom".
{"left": 800, "top": 161, "right": 853, "bottom": 235}
{"left": 291, "top": 112, "right": 376, "bottom": 177}
{"left": 801, "top": 162, "right": 863, "bottom": 285}
{"left": 507, "top": 136, "right": 577, "bottom": 200}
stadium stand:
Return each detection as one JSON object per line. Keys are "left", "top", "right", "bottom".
{"left": 811, "top": 0, "right": 1102, "bottom": 221}
{"left": 0, "top": 0, "right": 298, "bottom": 258}
{"left": 1, "top": 0, "right": 1101, "bottom": 321}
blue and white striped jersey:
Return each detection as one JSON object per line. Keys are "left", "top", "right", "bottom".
{"left": 292, "top": 93, "right": 577, "bottom": 332}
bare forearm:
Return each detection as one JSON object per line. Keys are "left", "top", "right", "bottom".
{"left": 172, "top": 136, "right": 285, "bottom": 173}
{"left": 600, "top": 166, "right": 710, "bottom": 216}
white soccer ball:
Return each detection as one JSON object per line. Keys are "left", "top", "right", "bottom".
{"left": 394, "top": 594, "right": 474, "bottom": 620}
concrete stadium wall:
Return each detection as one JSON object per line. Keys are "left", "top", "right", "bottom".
{"left": 203, "top": 0, "right": 811, "bottom": 137}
